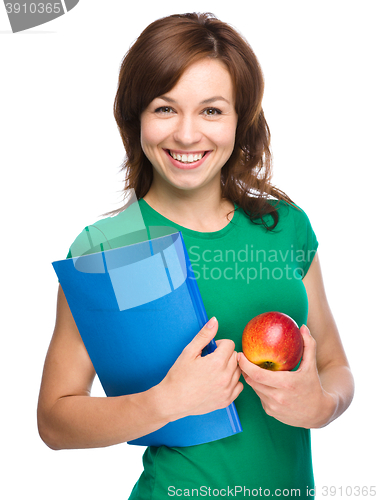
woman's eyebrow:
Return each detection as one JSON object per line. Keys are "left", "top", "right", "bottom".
{"left": 157, "top": 95, "right": 230, "bottom": 105}
{"left": 200, "top": 96, "right": 230, "bottom": 105}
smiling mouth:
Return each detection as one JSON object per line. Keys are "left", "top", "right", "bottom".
{"left": 167, "top": 150, "right": 208, "bottom": 164}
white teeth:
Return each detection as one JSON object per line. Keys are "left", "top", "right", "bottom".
{"left": 170, "top": 151, "right": 204, "bottom": 163}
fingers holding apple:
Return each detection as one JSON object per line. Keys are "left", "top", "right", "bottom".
{"left": 237, "top": 318, "right": 317, "bottom": 384}
{"left": 297, "top": 324, "right": 317, "bottom": 370}
{"left": 238, "top": 312, "right": 330, "bottom": 427}
{"left": 241, "top": 312, "right": 304, "bottom": 371}
{"left": 237, "top": 351, "right": 282, "bottom": 390}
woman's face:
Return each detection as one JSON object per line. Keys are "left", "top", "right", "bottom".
{"left": 140, "top": 58, "right": 238, "bottom": 196}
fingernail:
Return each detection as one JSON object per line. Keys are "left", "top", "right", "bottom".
{"left": 206, "top": 317, "right": 217, "bottom": 329}
{"left": 302, "top": 324, "right": 311, "bottom": 336}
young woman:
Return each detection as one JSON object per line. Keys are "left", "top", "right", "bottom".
{"left": 38, "top": 13, "right": 354, "bottom": 498}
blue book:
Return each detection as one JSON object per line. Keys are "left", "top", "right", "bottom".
{"left": 52, "top": 230, "right": 242, "bottom": 447}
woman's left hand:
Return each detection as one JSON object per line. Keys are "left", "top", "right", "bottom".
{"left": 237, "top": 325, "right": 336, "bottom": 429}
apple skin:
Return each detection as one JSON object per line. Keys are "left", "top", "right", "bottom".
{"left": 242, "top": 312, "right": 303, "bottom": 371}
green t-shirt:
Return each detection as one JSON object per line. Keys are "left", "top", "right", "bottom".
{"left": 69, "top": 198, "right": 318, "bottom": 499}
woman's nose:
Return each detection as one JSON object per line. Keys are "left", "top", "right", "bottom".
{"left": 173, "top": 116, "right": 202, "bottom": 146}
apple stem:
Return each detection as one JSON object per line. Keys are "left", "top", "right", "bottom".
{"left": 262, "top": 361, "right": 275, "bottom": 370}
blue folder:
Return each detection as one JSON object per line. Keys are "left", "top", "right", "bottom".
{"left": 52, "top": 230, "right": 242, "bottom": 447}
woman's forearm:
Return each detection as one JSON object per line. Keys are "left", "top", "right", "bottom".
{"left": 38, "top": 315, "right": 243, "bottom": 451}
{"left": 317, "top": 364, "right": 355, "bottom": 428}
{"left": 38, "top": 384, "right": 169, "bottom": 450}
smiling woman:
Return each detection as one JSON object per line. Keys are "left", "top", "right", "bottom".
{"left": 140, "top": 58, "right": 238, "bottom": 205}
{"left": 37, "top": 11, "right": 354, "bottom": 500}
{"left": 112, "top": 12, "right": 293, "bottom": 230}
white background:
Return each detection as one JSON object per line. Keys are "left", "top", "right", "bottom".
{"left": 1, "top": 1, "right": 377, "bottom": 498}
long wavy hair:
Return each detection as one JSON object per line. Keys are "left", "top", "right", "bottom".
{"left": 111, "top": 12, "right": 294, "bottom": 229}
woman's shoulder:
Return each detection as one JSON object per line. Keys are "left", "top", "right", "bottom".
{"left": 266, "top": 198, "right": 314, "bottom": 229}
{"left": 67, "top": 202, "right": 147, "bottom": 258}
{"left": 252, "top": 197, "right": 318, "bottom": 248}
{"left": 272, "top": 198, "right": 318, "bottom": 254}
{"left": 234, "top": 197, "right": 316, "bottom": 238}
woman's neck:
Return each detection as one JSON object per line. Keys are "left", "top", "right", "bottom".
{"left": 142, "top": 184, "right": 235, "bottom": 232}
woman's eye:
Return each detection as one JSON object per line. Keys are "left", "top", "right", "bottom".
{"left": 155, "top": 106, "right": 174, "bottom": 114}
{"left": 203, "top": 108, "right": 222, "bottom": 116}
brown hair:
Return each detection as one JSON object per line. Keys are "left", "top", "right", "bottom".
{"left": 112, "top": 12, "right": 294, "bottom": 229}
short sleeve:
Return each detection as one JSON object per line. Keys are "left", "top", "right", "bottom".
{"left": 64, "top": 228, "right": 90, "bottom": 260}
{"left": 66, "top": 225, "right": 102, "bottom": 259}
{"left": 64, "top": 201, "right": 149, "bottom": 260}
{"left": 292, "top": 205, "right": 318, "bottom": 277}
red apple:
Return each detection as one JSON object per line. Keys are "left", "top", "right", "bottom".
{"left": 242, "top": 312, "right": 303, "bottom": 371}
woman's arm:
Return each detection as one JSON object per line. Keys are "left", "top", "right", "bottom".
{"left": 303, "top": 252, "right": 354, "bottom": 425}
{"left": 37, "top": 286, "right": 242, "bottom": 450}
{"left": 237, "top": 252, "right": 354, "bottom": 428}
{"left": 37, "top": 286, "right": 169, "bottom": 450}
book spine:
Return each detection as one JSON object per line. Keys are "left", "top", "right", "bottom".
{"left": 179, "top": 233, "right": 242, "bottom": 433}
{"left": 179, "top": 233, "right": 215, "bottom": 354}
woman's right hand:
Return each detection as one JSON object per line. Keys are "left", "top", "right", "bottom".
{"left": 157, "top": 317, "right": 243, "bottom": 422}
{"left": 38, "top": 288, "right": 242, "bottom": 450}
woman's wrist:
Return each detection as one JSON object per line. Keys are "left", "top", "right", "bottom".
{"left": 147, "top": 377, "right": 188, "bottom": 424}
